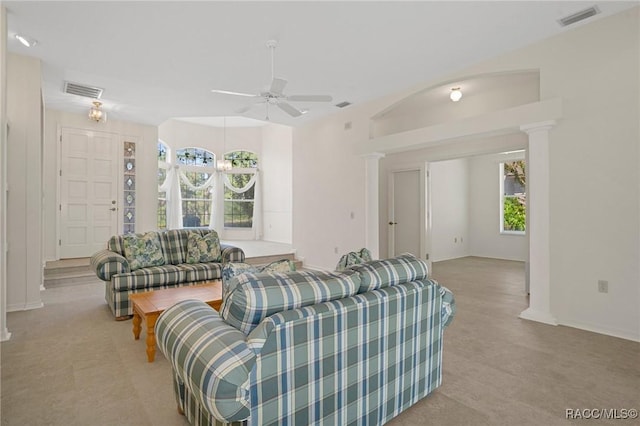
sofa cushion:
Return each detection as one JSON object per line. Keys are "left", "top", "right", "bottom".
{"left": 186, "top": 231, "right": 222, "bottom": 264}
{"left": 220, "top": 269, "right": 360, "bottom": 335}
{"left": 221, "top": 259, "right": 297, "bottom": 299}
{"left": 122, "top": 232, "right": 165, "bottom": 271}
{"left": 349, "top": 253, "right": 429, "bottom": 293}
{"left": 177, "top": 262, "right": 223, "bottom": 282}
{"left": 112, "top": 264, "right": 186, "bottom": 291}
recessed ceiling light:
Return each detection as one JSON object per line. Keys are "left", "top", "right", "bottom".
{"left": 15, "top": 34, "right": 37, "bottom": 48}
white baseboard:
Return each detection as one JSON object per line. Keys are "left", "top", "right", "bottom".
{"left": 7, "top": 301, "right": 44, "bottom": 312}
{"left": 558, "top": 319, "right": 640, "bottom": 343}
{"left": 519, "top": 307, "right": 558, "bottom": 326}
{"left": 1, "top": 328, "right": 11, "bottom": 342}
{"left": 303, "top": 264, "right": 330, "bottom": 272}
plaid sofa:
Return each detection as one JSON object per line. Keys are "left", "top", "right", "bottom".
{"left": 155, "top": 254, "right": 455, "bottom": 426}
{"left": 90, "top": 229, "right": 245, "bottom": 318}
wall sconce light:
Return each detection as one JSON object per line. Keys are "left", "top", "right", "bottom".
{"left": 450, "top": 87, "right": 463, "bottom": 102}
{"left": 88, "top": 101, "right": 107, "bottom": 123}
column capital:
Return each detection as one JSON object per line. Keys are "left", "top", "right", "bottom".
{"left": 361, "top": 152, "right": 385, "bottom": 161}
{"left": 520, "top": 120, "right": 556, "bottom": 134}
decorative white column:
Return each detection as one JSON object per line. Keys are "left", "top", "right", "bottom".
{"left": 519, "top": 120, "right": 557, "bottom": 325}
{"left": 363, "top": 152, "right": 385, "bottom": 259}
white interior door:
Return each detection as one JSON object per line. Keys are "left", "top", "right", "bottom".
{"left": 389, "top": 169, "right": 422, "bottom": 258}
{"left": 59, "top": 128, "right": 118, "bottom": 258}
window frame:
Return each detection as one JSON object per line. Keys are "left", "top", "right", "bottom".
{"left": 223, "top": 150, "right": 258, "bottom": 229}
{"left": 176, "top": 147, "right": 216, "bottom": 229}
{"left": 500, "top": 159, "right": 526, "bottom": 236}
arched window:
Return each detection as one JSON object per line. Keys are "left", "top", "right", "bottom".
{"left": 224, "top": 151, "right": 258, "bottom": 228}
{"left": 176, "top": 147, "right": 216, "bottom": 228}
{"left": 157, "top": 141, "right": 170, "bottom": 229}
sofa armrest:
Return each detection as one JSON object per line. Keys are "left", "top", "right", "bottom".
{"left": 90, "top": 249, "right": 130, "bottom": 281}
{"left": 439, "top": 285, "right": 456, "bottom": 328}
{"left": 220, "top": 244, "right": 245, "bottom": 263}
{"left": 155, "top": 300, "right": 255, "bottom": 423}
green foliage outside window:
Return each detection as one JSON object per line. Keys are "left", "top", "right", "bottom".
{"left": 503, "top": 196, "right": 525, "bottom": 231}
{"left": 503, "top": 160, "right": 526, "bottom": 233}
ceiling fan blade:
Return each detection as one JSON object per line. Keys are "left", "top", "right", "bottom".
{"left": 286, "top": 94, "right": 333, "bottom": 102}
{"left": 235, "top": 105, "right": 253, "bottom": 114}
{"left": 269, "top": 78, "right": 287, "bottom": 95}
{"left": 277, "top": 102, "right": 302, "bottom": 117}
{"left": 211, "top": 89, "right": 258, "bottom": 98}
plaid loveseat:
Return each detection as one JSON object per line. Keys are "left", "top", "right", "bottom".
{"left": 90, "top": 229, "right": 245, "bottom": 318}
{"left": 155, "top": 253, "right": 455, "bottom": 426}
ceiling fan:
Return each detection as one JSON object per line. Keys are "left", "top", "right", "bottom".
{"left": 211, "top": 40, "right": 333, "bottom": 119}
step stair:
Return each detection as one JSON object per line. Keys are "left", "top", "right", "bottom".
{"left": 43, "top": 252, "right": 304, "bottom": 289}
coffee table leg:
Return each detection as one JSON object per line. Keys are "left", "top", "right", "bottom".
{"left": 146, "top": 314, "right": 158, "bottom": 362}
{"left": 132, "top": 311, "right": 141, "bottom": 340}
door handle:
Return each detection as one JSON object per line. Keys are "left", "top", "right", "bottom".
{"left": 388, "top": 221, "right": 398, "bottom": 225}
{"left": 110, "top": 207, "right": 117, "bottom": 211}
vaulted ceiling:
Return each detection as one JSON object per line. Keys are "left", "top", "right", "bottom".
{"left": 5, "top": 1, "right": 637, "bottom": 127}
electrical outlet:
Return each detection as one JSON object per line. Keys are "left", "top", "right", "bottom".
{"left": 597, "top": 280, "right": 608, "bottom": 293}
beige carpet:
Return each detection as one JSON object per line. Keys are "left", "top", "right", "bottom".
{"left": 2, "top": 257, "right": 638, "bottom": 425}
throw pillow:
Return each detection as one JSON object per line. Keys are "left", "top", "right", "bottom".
{"left": 335, "top": 248, "right": 373, "bottom": 271}
{"left": 122, "top": 232, "right": 165, "bottom": 271}
{"left": 186, "top": 231, "right": 222, "bottom": 264}
{"left": 349, "top": 253, "right": 429, "bottom": 293}
{"left": 261, "top": 259, "right": 296, "bottom": 273}
{"left": 221, "top": 259, "right": 297, "bottom": 299}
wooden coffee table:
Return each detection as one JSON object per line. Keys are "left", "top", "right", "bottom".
{"left": 130, "top": 281, "right": 222, "bottom": 362}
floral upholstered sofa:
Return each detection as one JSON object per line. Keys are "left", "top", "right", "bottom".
{"left": 155, "top": 253, "right": 455, "bottom": 426}
{"left": 90, "top": 229, "right": 244, "bottom": 319}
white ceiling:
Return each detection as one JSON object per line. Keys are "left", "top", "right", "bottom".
{"left": 4, "top": 1, "right": 638, "bottom": 127}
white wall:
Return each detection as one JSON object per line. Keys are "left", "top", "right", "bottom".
{"left": 43, "top": 109, "right": 158, "bottom": 261}
{"left": 379, "top": 133, "right": 527, "bottom": 260}
{"left": 430, "top": 158, "right": 469, "bottom": 262}
{"left": 294, "top": 7, "right": 639, "bottom": 340}
{"left": 6, "top": 53, "right": 43, "bottom": 311}
{"left": 468, "top": 151, "right": 528, "bottom": 261}
{"left": 0, "top": 7, "right": 11, "bottom": 338}
{"left": 293, "top": 114, "right": 369, "bottom": 270}
{"left": 261, "top": 123, "right": 292, "bottom": 243}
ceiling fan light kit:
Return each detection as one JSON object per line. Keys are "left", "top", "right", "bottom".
{"left": 211, "top": 40, "right": 333, "bottom": 119}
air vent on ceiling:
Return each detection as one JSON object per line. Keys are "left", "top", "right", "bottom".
{"left": 335, "top": 101, "right": 352, "bottom": 108}
{"left": 558, "top": 6, "right": 600, "bottom": 27}
{"left": 63, "top": 81, "right": 104, "bottom": 99}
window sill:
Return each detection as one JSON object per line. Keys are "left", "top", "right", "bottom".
{"left": 500, "top": 230, "right": 526, "bottom": 236}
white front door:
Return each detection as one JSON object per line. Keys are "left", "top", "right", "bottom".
{"left": 59, "top": 128, "right": 119, "bottom": 258}
{"left": 389, "top": 169, "right": 422, "bottom": 258}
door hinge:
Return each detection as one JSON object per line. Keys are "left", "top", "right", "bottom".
{"left": 426, "top": 253, "right": 429, "bottom": 260}
{"left": 58, "top": 239, "right": 61, "bottom": 246}
{"left": 59, "top": 204, "right": 62, "bottom": 211}
{"left": 59, "top": 170, "right": 62, "bottom": 176}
